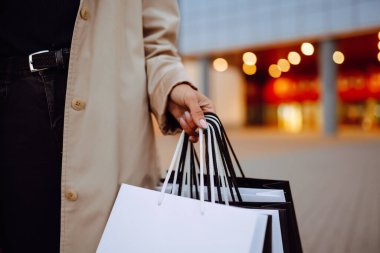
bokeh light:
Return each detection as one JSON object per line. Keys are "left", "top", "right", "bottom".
{"left": 242, "top": 52, "right": 257, "bottom": 65}
{"left": 288, "top": 52, "right": 301, "bottom": 65}
{"left": 277, "top": 59, "right": 291, "bottom": 72}
{"left": 242, "top": 63, "right": 257, "bottom": 75}
{"left": 377, "top": 52, "right": 380, "bottom": 62}
{"left": 378, "top": 31, "right": 380, "bottom": 40}
{"left": 274, "top": 78, "right": 292, "bottom": 96}
{"left": 213, "top": 58, "right": 228, "bottom": 72}
{"left": 268, "top": 64, "right": 282, "bottom": 78}
{"left": 301, "top": 42, "right": 314, "bottom": 56}
{"left": 333, "top": 51, "right": 345, "bottom": 64}
{"left": 378, "top": 41, "right": 380, "bottom": 50}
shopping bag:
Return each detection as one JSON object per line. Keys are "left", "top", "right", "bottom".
{"left": 97, "top": 128, "right": 271, "bottom": 253}
{"left": 158, "top": 122, "right": 286, "bottom": 253}
{"left": 205, "top": 113, "right": 302, "bottom": 253}
{"left": 159, "top": 113, "right": 302, "bottom": 253}
{"left": 204, "top": 113, "right": 302, "bottom": 253}
{"left": 232, "top": 179, "right": 302, "bottom": 253}
{"left": 97, "top": 184, "right": 269, "bottom": 253}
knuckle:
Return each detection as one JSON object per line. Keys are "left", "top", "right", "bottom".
{"left": 193, "top": 110, "right": 204, "bottom": 117}
{"left": 185, "top": 92, "right": 197, "bottom": 102}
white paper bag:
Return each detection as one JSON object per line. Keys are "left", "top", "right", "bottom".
{"left": 98, "top": 130, "right": 272, "bottom": 253}
{"left": 97, "top": 184, "right": 269, "bottom": 253}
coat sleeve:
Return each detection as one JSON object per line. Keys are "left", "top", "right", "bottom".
{"left": 143, "top": 0, "right": 196, "bottom": 134}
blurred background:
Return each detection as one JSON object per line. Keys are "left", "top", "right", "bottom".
{"left": 178, "top": 0, "right": 380, "bottom": 132}
{"left": 156, "top": 0, "right": 380, "bottom": 252}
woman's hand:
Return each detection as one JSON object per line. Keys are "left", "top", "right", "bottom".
{"left": 168, "top": 83, "right": 214, "bottom": 142}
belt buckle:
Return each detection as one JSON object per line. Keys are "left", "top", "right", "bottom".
{"left": 29, "top": 50, "right": 49, "bottom": 72}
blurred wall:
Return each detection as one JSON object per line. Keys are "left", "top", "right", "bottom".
{"left": 209, "top": 65, "right": 246, "bottom": 127}
{"left": 178, "top": 0, "right": 380, "bottom": 55}
{"left": 183, "top": 60, "right": 246, "bottom": 127}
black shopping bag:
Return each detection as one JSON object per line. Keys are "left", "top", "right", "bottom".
{"left": 204, "top": 113, "right": 302, "bottom": 253}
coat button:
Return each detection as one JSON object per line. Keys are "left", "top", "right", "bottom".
{"left": 80, "top": 7, "right": 90, "bottom": 20}
{"left": 71, "top": 98, "right": 86, "bottom": 111}
{"left": 65, "top": 190, "right": 78, "bottom": 201}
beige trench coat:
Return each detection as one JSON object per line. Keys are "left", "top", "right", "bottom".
{"left": 61, "top": 0, "right": 192, "bottom": 252}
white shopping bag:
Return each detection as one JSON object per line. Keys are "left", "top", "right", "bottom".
{"left": 97, "top": 129, "right": 271, "bottom": 253}
{"left": 97, "top": 184, "right": 269, "bottom": 253}
{"left": 155, "top": 118, "right": 286, "bottom": 253}
{"left": 154, "top": 184, "right": 285, "bottom": 253}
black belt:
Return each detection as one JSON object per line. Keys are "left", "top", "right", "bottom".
{"left": 0, "top": 48, "right": 70, "bottom": 73}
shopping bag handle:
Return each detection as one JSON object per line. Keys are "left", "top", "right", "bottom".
{"left": 205, "top": 116, "right": 242, "bottom": 203}
{"left": 204, "top": 112, "right": 245, "bottom": 178}
{"left": 206, "top": 121, "right": 230, "bottom": 205}
{"left": 159, "top": 113, "right": 245, "bottom": 210}
{"left": 159, "top": 128, "right": 207, "bottom": 214}
{"left": 159, "top": 131, "right": 186, "bottom": 204}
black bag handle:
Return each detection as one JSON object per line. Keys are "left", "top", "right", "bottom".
{"left": 205, "top": 118, "right": 242, "bottom": 203}
{"left": 173, "top": 112, "right": 245, "bottom": 203}
{"left": 204, "top": 112, "right": 245, "bottom": 178}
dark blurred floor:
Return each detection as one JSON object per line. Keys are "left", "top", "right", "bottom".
{"left": 155, "top": 128, "right": 380, "bottom": 253}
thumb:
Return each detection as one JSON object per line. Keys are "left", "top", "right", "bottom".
{"left": 187, "top": 94, "right": 208, "bottom": 129}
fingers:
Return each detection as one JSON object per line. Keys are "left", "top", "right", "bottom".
{"left": 186, "top": 93, "right": 208, "bottom": 129}
{"left": 168, "top": 101, "right": 198, "bottom": 139}
{"left": 168, "top": 84, "right": 216, "bottom": 142}
{"left": 184, "top": 111, "right": 197, "bottom": 130}
{"left": 180, "top": 116, "right": 200, "bottom": 142}
{"left": 180, "top": 111, "right": 202, "bottom": 140}
{"left": 179, "top": 116, "right": 195, "bottom": 137}
{"left": 184, "top": 111, "right": 201, "bottom": 143}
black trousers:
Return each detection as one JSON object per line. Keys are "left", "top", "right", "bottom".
{"left": 0, "top": 68, "right": 66, "bottom": 253}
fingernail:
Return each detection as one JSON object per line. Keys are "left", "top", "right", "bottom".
{"left": 199, "top": 119, "right": 207, "bottom": 129}
{"left": 184, "top": 111, "right": 191, "bottom": 120}
{"left": 179, "top": 117, "right": 188, "bottom": 127}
